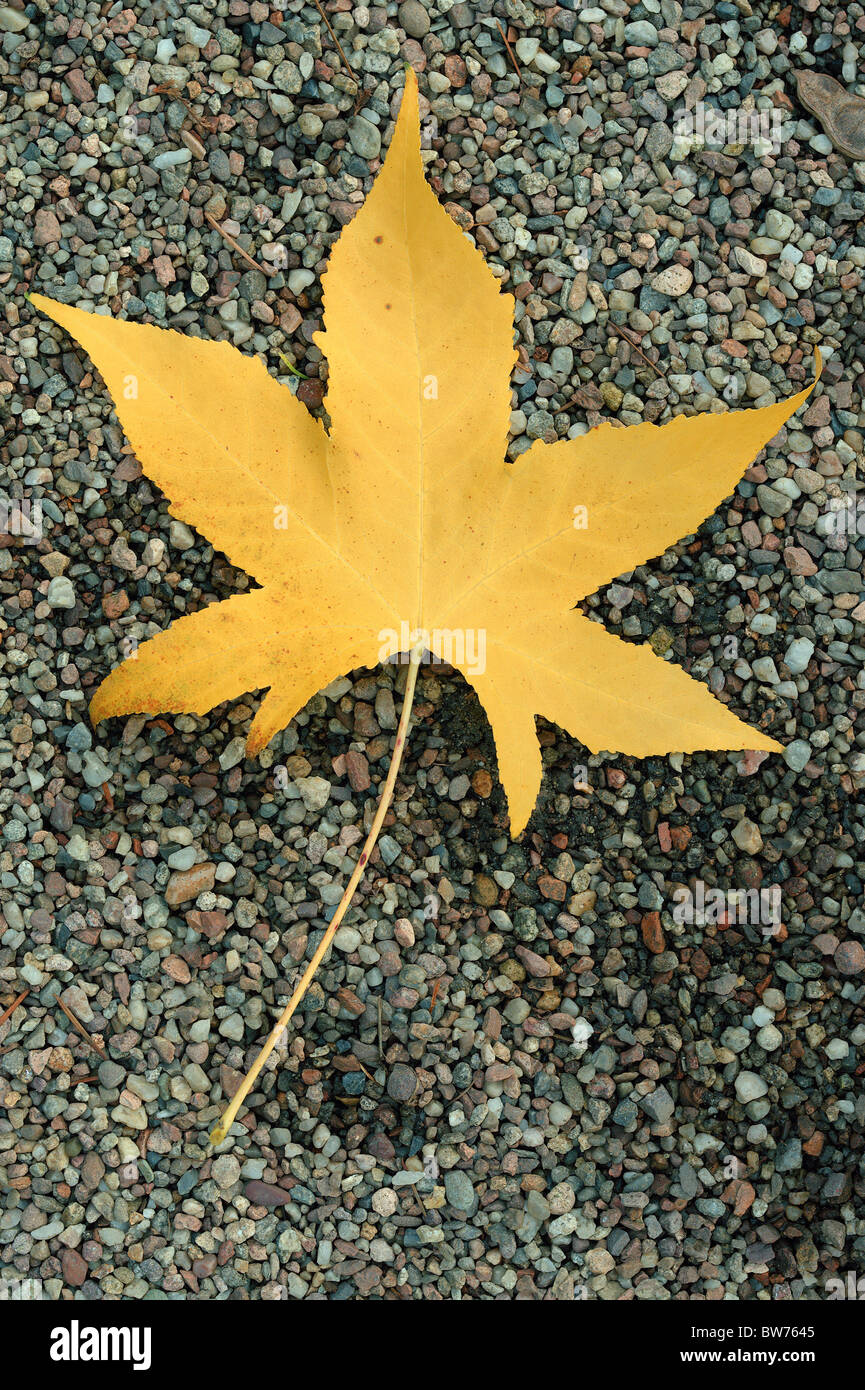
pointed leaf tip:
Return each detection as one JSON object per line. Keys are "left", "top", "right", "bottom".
{"left": 397, "top": 62, "right": 419, "bottom": 139}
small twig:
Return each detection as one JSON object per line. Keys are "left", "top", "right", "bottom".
{"left": 0, "top": 988, "right": 29, "bottom": 1030}
{"left": 56, "top": 997, "right": 108, "bottom": 1061}
{"left": 616, "top": 325, "right": 665, "bottom": 378}
{"left": 557, "top": 333, "right": 663, "bottom": 414}
{"left": 150, "top": 84, "right": 217, "bottom": 135}
{"left": 311, "top": 0, "right": 358, "bottom": 81}
{"left": 496, "top": 21, "right": 521, "bottom": 79}
{"left": 210, "top": 644, "right": 425, "bottom": 1145}
{"left": 203, "top": 212, "right": 275, "bottom": 278}
{"left": 377, "top": 995, "right": 384, "bottom": 1060}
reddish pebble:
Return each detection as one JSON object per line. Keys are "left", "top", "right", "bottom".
{"left": 62, "top": 1248, "right": 88, "bottom": 1287}
{"left": 835, "top": 941, "right": 865, "bottom": 975}
{"left": 641, "top": 911, "right": 666, "bottom": 955}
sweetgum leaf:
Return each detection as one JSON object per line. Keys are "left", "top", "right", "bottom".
{"left": 31, "top": 69, "right": 819, "bottom": 834}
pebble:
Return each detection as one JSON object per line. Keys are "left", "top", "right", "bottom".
{"left": 444, "top": 1170, "right": 476, "bottom": 1212}
{"left": 212, "top": 1154, "right": 241, "bottom": 1190}
{"left": 296, "top": 776, "right": 331, "bottom": 812}
{"left": 732, "top": 818, "right": 763, "bottom": 855}
{"left": 783, "top": 740, "right": 812, "bottom": 773}
{"left": 785, "top": 638, "right": 814, "bottom": 675}
{"left": 736, "top": 1072, "right": 769, "bottom": 1104}
{"left": 398, "top": 0, "right": 430, "bottom": 39}
{"left": 386, "top": 1063, "right": 417, "bottom": 1103}
{"left": 348, "top": 117, "right": 381, "bottom": 161}
{"left": 650, "top": 265, "right": 693, "bottom": 298}
{"left": 835, "top": 941, "right": 865, "bottom": 976}
{"left": 640, "top": 1085, "right": 674, "bottom": 1124}
{"left": 756, "top": 1024, "right": 783, "bottom": 1052}
{"left": 46, "top": 576, "right": 75, "bottom": 609}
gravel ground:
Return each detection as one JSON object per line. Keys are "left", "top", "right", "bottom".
{"left": 2, "top": 0, "right": 865, "bottom": 1302}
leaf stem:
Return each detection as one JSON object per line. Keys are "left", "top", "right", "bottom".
{"left": 209, "top": 643, "right": 425, "bottom": 1147}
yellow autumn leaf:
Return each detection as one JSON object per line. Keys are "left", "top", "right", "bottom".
{"left": 31, "top": 67, "right": 819, "bottom": 837}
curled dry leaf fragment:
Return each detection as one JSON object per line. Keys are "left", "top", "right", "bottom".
{"left": 794, "top": 68, "right": 865, "bottom": 162}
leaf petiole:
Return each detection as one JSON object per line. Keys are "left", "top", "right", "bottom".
{"left": 209, "top": 642, "right": 425, "bottom": 1147}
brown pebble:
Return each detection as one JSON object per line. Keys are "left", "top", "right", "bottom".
{"left": 186, "top": 909, "right": 229, "bottom": 940}
{"left": 344, "top": 748, "right": 370, "bottom": 792}
{"left": 537, "top": 874, "right": 567, "bottom": 902}
{"left": 835, "top": 940, "right": 865, "bottom": 975}
{"left": 61, "top": 1248, "right": 88, "bottom": 1287}
{"left": 244, "top": 1180, "right": 293, "bottom": 1208}
{"left": 386, "top": 1062, "right": 417, "bottom": 1102}
{"left": 784, "top": 546, "right": 817, "bottom": 577}
{"left": 79, "top": 1151, "right": 105, "bottom": 1189}
{"left": 335, "top": 986, "right": 365, "bottom": 1016}
{"left": 297, "top": 378, "right": 325, "bottom": 408}
{"left": 66, "top": 68, "right": 95, "bottom": 104}
{"left": 33, "top": 207, "right": 62, "bottom": 247}
{"left": 515, "top": 944, "right": 558, "bottom": 978}
{"left": 641, "top": 911, "right": 666, "bottom": 955}
{"left": 162, "top": 954, "right": 191, "bottom": 983}
{"left": 472, "top": 769, "right": 493, "bottom": 797}
{"left": 102, "top": 589, "right": 129, "bottom": 619}
{"left": 165, "top": 863, "right": 216, "bottom": 906}
{"left": 471, "top": 873, "right": 498, "bottom": 906}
